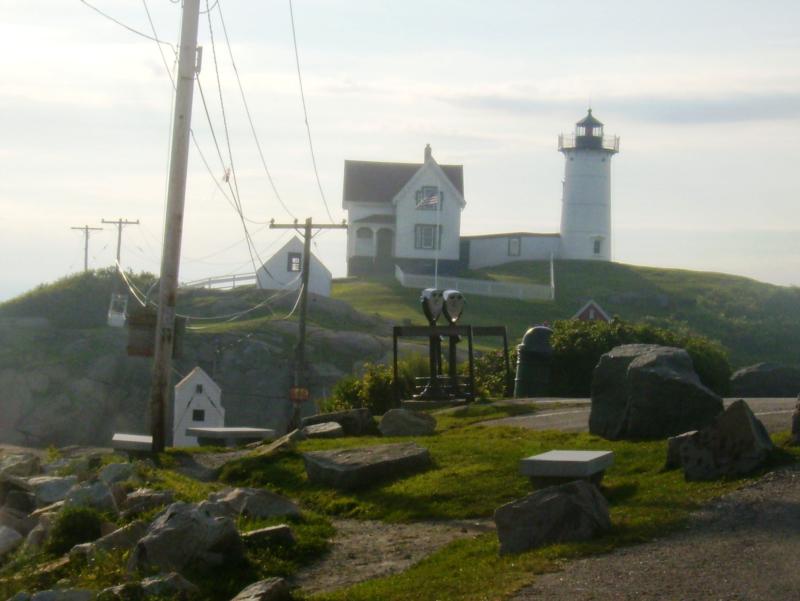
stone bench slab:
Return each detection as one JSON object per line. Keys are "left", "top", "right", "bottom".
{"left": 112, "top": 434, "right": 153, "bottom": 452}
{"left": 186, "top": 427, "right": 276, "bottom": 447}
{"left": 520, "top": 450, "right": 614, "bottom": 479}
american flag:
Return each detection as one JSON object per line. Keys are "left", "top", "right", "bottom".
{"left": 417, "top": 190, "right": 440, "bottom": 208}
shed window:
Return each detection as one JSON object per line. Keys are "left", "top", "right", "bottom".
{"left": 508, "top": 237, "right": 521, "bottom": 257}
{"left": 195, "top": 384, "right": 203, "bottom": 394}
{"left": 287, "top": 252, "right": 302, "bottom": 272}
{"left": 593, "top": 239, "right": 602, "bottom": 255}
{"left": 192, "top": 409, "right": 205, "bottom": 422}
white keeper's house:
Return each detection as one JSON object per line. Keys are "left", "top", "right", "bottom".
{"left": 342, "top": 109, "right": 619, "bottom": 276}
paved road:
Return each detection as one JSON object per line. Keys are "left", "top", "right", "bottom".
{"left": 485, "top": 397, "right": 797, "bottom": 434}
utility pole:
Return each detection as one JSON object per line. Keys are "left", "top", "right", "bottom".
{"left": 148, "top": 0, "right": 201, "bottom": 453}
{"left": 101, "top": 218, "right": 140, "bottom": 264}
{"left": 71, "top": 225, "right": 103, "bottom": 272}
{"left": 270, "top": 218, "right": 347, "bottom": 419}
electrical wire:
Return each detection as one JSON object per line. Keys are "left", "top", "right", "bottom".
{"left": 214, "top": 0, "right": 296, "bottom": 220}
{"left": 80, "top": 0, "right": 176, "bottom": 48}
{"left": 287, "top": 0, "right": 335, "bottom": 222}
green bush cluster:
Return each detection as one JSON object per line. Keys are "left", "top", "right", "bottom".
{"left": 320, "top": 354, "right": 429, "bottom": 415}
{"left": 46, "top": 506, "right": 104, "bottom": 555}
{"left": 473, "top": 318, "right": 731, "bottom": 398}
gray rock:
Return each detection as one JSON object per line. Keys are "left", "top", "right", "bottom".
{"left": 241, "top": 525, "right": 295, "bottom": 547}
{"left": 730, "top": 362, "right": 800, "bottom": 397}
{"left": 128, "top": 501, "right": 243, "bottom": 573}
{"left": 0, "top": 524, "right": 23, "bottom": 558}
{"left": 229, "top": 578, "right": 290, "bottom": 601}
{"left": 378, "top": 409, "right": 437, "bottom": 437}
{"left": 665, "top": 430, "right": 697, "bottom": 470}
{"left": 121, "top": 488, "right": 174, "bottom": 518}
{"left": 0, "top": 454, "right": 41, "bottom": 479}
{"left": 22, "top": 515, "right": 53, "bottom": 553}
{"left": 207, "top": 488, "right": 299, "bottom": 520}
{"left": 494, "top": 480, "right": 611, "bottom": 554}
{"left": 300, "top": 408, "right": 376, "bottom": 436}
{"left": 70, "top": 520, "right": 148, "bottom": 558}
{"left": 0, "top": 506, "right": 37, "bottom": 536}
{"left": 64, "top": 481, "right": 118, "bottom": 514}
{"left": 680, "top": 399, "right": 774, "bottom": 481}
{"left": 303, "top": 442, "right": 431, "bottom": 490}
{"left": 98, "top": 463, "right": 135, "bottom": 486}
{"left": 590, "top": 345, "right": 723, "bottom": 440}
{"left": 141, "top": 572, "right": 200, "bottom": 597}
{"left": 27, "top": 476, "right": 78, "bottom": 506}
{"left": 302, "top": 422, "right": 344, "bottom": 439}
{"left": 30, "top": 591, "right": 95, "bottom": 601}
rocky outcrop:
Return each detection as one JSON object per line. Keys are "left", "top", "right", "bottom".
{"left": 378, "top": 409, "right": 436, "bottom": 437}
{"left": 301, "top": 408, "right": 377, "bottom": 436}
{"left": 730, "top": 363, "right": 800, "bottom": 397}
{"left": 302, "top": 422, "right": 344, "bottom": 439}
{"left": 677, "top": 399, "right": 774, "bottom": 481}
{"left": 229, "top": 578, "right": 290, "bottom": 601}
{"left": 207, "top": 488, "right": 300, "bottom": 519}
{"left": 128, "top": 501, "right": 243, "bottom": 573}
{"left": 590, "top": 344, "right": 723, "bottom": 440}
{"left": 494, "top": 480, "right": 611, "bottom": 555}
{"left": 303, "top": 442, "right": 431, "bottom": 490}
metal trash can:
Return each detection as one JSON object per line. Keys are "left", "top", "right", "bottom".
{"left": 514, "top": 326, "right": 553, "bottom": 398}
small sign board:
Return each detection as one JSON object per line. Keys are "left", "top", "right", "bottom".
{"left": 289, "top": 387, "right": 309, "bottom": 403}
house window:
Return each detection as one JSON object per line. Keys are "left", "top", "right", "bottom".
{"left": 287, "top": 252, "right": 302, "bottom": 272}
{"left": 508, "top": 237, "right": 521, "bottom": 257}
{"left": 192, "top": 409, "right": 205, "bottom": 422}
{"left": 415, "top": 186, "right": 443, "bottom": 210}
{"left": 593, "top": 239, "right": 602, "bottom": 255}
{"left": 414, "top": 224, "right": 441, "bottom": 250}
{"left": 195, "top": 384, "right": 203, "bottom": 394}
{"left": 356, "top": 227, "right": 373, "bottom": 239}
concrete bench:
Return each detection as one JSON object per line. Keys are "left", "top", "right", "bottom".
{"left": 520, "top": 450, "right": 614, "bottom": 487}
{"left": 112, "top": 433, "right": 153, "bottom": 453}
{"left": 185, "top": 427, "right": 276, "bottom": 447}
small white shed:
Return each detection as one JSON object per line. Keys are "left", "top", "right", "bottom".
{"left": 173, "top": 367, "right": 225, "bottom": 448}
{"left": 256, "top": 236, "right": 332, "bottom": 297}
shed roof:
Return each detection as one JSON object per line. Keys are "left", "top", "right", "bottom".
{"left": 343, "top": 160, "right": 464, "bottom": 205}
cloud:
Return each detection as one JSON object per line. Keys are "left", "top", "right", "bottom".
{"left": 442, "top": 91, "right": 800, "bottom": 125}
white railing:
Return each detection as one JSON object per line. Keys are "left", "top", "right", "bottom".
{"left": 394, "top": 265, "right": 554, "bottom": 301}
{"left": 181, "top": 273, "right": 257, "bottom": 290}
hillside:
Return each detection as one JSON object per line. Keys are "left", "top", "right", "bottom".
{"left": 333, "top": 260, "right": 800, "bottom": 368}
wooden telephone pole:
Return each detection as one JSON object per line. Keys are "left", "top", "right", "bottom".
{"left": 70, "top": 225, "right": 103, "bottom": 272}
{"left": 148, "top": 0, "right": 201, "bottom": 453}
{"left": 269, "top": 218, "right": 347, "bottom": 397}
{"left": 102, "top": 217, "right": 140, "bottom": 264}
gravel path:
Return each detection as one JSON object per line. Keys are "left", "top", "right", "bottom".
{"left": 513, "top": 464, "right": 800, "bottom": 601}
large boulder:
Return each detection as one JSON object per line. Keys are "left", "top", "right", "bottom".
{"left": 128, "top": 501, "right": 243, "bottom": 573}
{"left": 207, "top": 488, "right": 300, "bottom": 519}
{"left": 730, "top": 362, "right": 800, "bottom": 397}
{"left": 26, "top": 476, "right": 78, "bottom": 506}
{"left": 378, "top": 409, "right": 436, "bottom": 437}
{"left": 678, "top": 399, "right": 774, "bottom": 481}
{"left": 590, "top": 345, "right": 723, "bottom": 440}
{"left": 494, "top": 480, "right": 611, "bottom": 555}
{"left": 64, "top": 481, "right": 118, "bottom": 514}
{"left": 0, "top": 454, "right": 41, "bottom": 479}
{"left": 229, "top": 578, "right": 290, "bottom": 601}
{"left": 0, "top": 524, "right": 23, "bottom": 558}
{"left": 303, "top": 442, "right": 431, "bottom": 490}
{"left": 300, "top": 408, "right": 376, "bottom": 436}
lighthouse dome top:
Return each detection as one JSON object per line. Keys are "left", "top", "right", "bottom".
{"left": 576, "top": 108, "right": 603, "bottom": 128}
{"left": 558, "top": 108, "right": 619, "bottom": 154}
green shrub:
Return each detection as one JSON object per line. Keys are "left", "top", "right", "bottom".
{"left": 471, "top": 319, "right": 731, "bottom": 399}
{"left": 46, "top": 506, "right": 104, "bottom": 555}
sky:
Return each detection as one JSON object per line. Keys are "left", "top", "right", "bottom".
{"left": 1, "top": 0, "right": 799, "bottom": 302}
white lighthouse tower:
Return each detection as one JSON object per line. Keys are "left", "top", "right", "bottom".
{"left": 558, "top": 109, "right": 619, "bottom": 261}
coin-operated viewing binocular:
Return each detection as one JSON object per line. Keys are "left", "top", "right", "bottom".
{"left": 420, "top": 288, "right": 444, "bottom": 325}
{"left": 442, "top": 289, "right": 465, "bottom": 324}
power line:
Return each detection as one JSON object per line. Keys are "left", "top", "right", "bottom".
{"left": 287, "top": 0, "right": 335, "bottom": 223}
{"left": 79, "top": 0, "right": 176, "bottom": 48}
{"left": 215, "top": 0, "right": 296, "bottom": 220}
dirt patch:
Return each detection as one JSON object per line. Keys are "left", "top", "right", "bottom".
{"left": 513, "top": 464, "right": 800, "bottom": 601}
{"left": 293, "top": 518, "right": 494, "bottom": 594}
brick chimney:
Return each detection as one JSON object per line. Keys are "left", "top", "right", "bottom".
{"left": 424, "top": 143, "right": 432, "bottom": 162}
